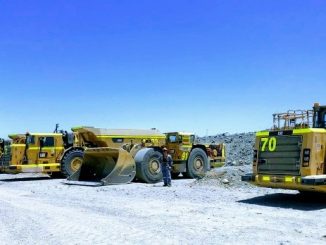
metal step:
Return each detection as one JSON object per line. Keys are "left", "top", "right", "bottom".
{"left": 302, "top": 175, "right": 326, "bottom": 185}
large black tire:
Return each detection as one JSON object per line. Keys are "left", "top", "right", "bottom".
{"left": 61, "top": 149, "right": 84, "bottom": 177}
{"left": 135, "top": 148, "right": 163, "bottom": 183}
{"left": 185, "top": 148, "right": 208, "bottom": 179}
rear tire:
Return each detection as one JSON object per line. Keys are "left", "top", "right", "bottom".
{"left": 135, "top": 148, "right": 163, "bottom": 183}
{"left": 185, "top": 148, "right": 208, "bottom": 179}
{"left": 61, "top": 149, "right": 84, "bottom": 177}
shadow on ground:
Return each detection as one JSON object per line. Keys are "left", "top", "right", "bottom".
{"left": 0, "top": 177, "right": 51, "bottom": 182}
{"left": 238, "top": 193, "right": 326, "bottom": 211}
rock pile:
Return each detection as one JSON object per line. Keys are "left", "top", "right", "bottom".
{"left": 194, "top": 132, "right": 256, "bottom": 187}
{"left": 194, "top": 165, "right": 254, "bottom": 188}
{"left": 197, "top": 132, "right": 256, "bottom": 166}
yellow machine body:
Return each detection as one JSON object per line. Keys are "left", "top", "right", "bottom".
{"left": 1, "top": 133, "right": 64, "bottom": 174}
{"left": 242, "top": 104, "right": 326, "bottom": 193}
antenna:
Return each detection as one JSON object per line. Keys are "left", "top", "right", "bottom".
{"left": 54, "top": 123, "right": 59, "bottom": 133}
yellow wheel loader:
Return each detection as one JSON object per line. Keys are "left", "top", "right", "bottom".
{"left": 66, "top": 127, "right": 167, "bottom": 185}
{"left": 66, "top": 127, "right": 225, "bottom": 186}
{"left": 242, "top": 103, "right": 326, "bottom": 193}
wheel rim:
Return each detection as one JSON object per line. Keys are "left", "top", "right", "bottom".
{"left": 70, "top": 157, "right": 83, "bottom": 172}
{"left": 148, "top": 158, "right": 161, "bottom": 175}
{"left": 193, "top": 156, "right": 204, "bottom": 171}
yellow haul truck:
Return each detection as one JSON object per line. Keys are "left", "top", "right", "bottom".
{"left": 0, "top": 130, "right": 83, "bottom": 177}
{"left": 242, "top": 103, "right": 326, "bottom": 193}
{"left": 67, "top": 127, "right": 225, "bottom": 186}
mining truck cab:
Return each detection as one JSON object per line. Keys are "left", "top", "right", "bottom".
{"left": 5, "top": 132, "right": 65, "bottom": 174}
{"left": 165, "top": 132, "right": 196, "bottom": 163}
{"left": 242, "top": 103, "right": 326, "bottom": 193}
{"left": 313, "top": 103, "right": 326, "bottom": 129}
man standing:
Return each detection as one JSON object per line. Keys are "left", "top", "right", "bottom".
{"left": 160, "top": 147, "right": 173, "bottom": 187}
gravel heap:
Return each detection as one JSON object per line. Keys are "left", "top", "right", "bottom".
{"left": 193, "top": 165, "right": 254, "bottom": 188}
{"left": 194, "top": 132, "right": 256, "bottom": 188}
{"left": 197, "top": 132, "right": 256, "bottom": 166}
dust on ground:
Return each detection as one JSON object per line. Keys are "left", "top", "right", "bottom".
{"left": 0, "top": 172, "right": 325, "bottom": 245}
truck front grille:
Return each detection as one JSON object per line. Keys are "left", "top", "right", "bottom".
{"left": 257, "top": 136, "right": 302, "bottom": 176}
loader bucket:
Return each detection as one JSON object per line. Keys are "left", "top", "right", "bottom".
{"left": 66, "top": 147, "right": 136, "bottom": 186}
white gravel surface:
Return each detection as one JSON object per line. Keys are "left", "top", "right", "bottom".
{"left": 0, "top": 172, "right": 325, "bottom": 245}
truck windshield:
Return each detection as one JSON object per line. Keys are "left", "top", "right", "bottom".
{"left": 313, "top": 110, "right": 326, "bottom": 128}
{"left": 168, "top": 135, "right": 178, "bottom": 143}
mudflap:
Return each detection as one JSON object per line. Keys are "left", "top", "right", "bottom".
{"left": 66, "top": 147, "right": 136, "bottom": 186}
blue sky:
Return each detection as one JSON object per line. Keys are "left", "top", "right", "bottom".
{"left": 0, "top": 0, "right": 325, "bottom": 137}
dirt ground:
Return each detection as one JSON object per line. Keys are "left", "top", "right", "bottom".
{"left": 0, "top": 171, "right": 325, "bottom": 245}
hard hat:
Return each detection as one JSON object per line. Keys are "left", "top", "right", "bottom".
{"left": 162, "top": 147, "right": 168, "bottom": 151}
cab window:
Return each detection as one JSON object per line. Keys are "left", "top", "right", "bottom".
{"left": 112, "top": 138, "right": 124, "bottom": 143}
{"left": 40, "top": 137, "right": 55, "bottom": 147}
{"left": 26, "top": 136, "right": 35, "bottom": 145}
{"left": 168, "top": 135, "right": 178, "bottom": 143}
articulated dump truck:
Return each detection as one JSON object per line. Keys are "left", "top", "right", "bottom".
{"left": 66, "top": 127, "right": 226, "bottom": 186}
{"left": 242, "top": 103, "right": 326, "bottom": 193}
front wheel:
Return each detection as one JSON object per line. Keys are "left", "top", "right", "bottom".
{"left": 135, "top": 148, "right": 163, "bottom": 183}
{"left": 61, "top": 149, "right": 84, "bottom": 177}
{"left": 185, "top": 148, "right": 208, "bottom": 179}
